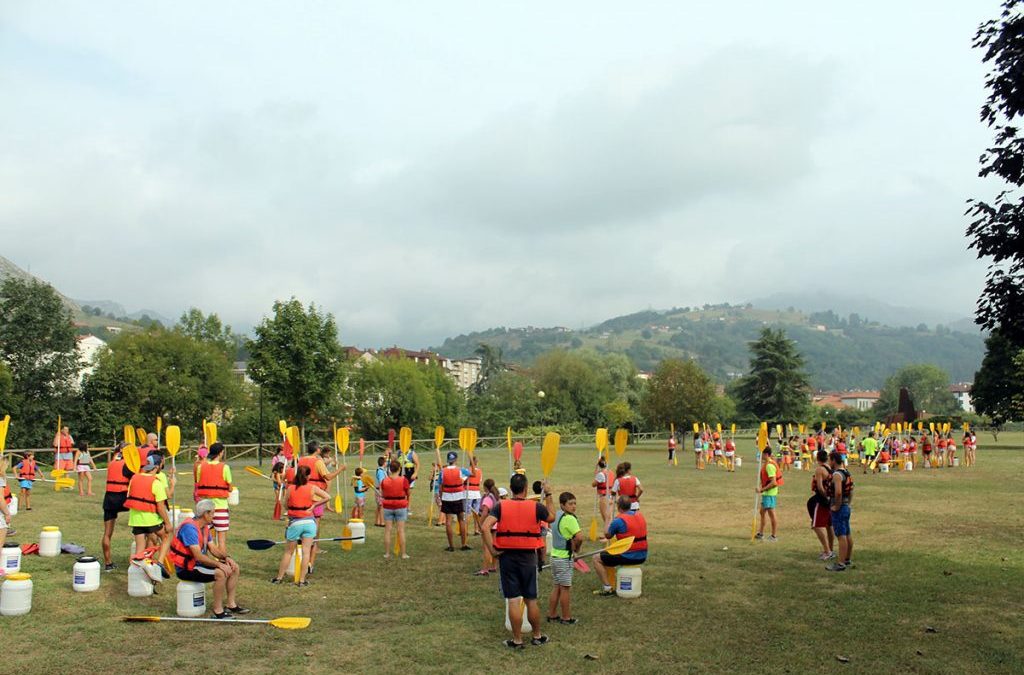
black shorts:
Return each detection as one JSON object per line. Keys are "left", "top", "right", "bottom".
{"left": 176, "top": 567, "right": 217, "bottom": 583}
{"left": 498, "top": 550, "right": 539, "bottom": 600}
{"left": 441, "top": 500, "right": 464, "bottom": 515}
{"left": 103, "top": 493, "right": 128, "bottom": 522}
{"left": 600, "top": 552, "right": 645, "bottom": 568}
{"left": 131, "top": 524, "right": 164, "bottom": 536}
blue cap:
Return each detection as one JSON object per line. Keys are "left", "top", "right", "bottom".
{"left": 446, "top": 451, "right": 458, "bottom": 462}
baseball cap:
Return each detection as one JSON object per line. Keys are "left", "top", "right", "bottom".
{"left": 498, "top": 487, "right": 509, "bottom": 497}
{"left": 446, "top": 451, "right": 458, "bottom": 462}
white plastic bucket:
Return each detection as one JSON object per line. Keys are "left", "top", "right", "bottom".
{"left": 127, "top": 564, "right": 154, "bottom": 597}
{"left": 347, "top": 519, "right": 366, "bottom": 545}
{"left": 0, "top": 572, "right": 33, "bottom": 616}
{"left": 734, "top": 457, "right": 742, "bottom": 468}
{"left": 39, "top": 526, "right": 61, "bottom": 557}
{"left": 952, "top": 457, "right": 960, "bottom": 467}
{"left": 793, "top": 460, "right": 802, "bottom": 470}
{"left": 1, "top": 543, "right": 21, "bottom": 574}
{"left": 228, "top": 488, "right": 239, "bottom": 506}
{"left": 905, "top": 461, "right": 914, "bottom": 472}
{"left": 73, "top": 556, "right": 101, "bottom": 592}
{"left": 545, "top": 529, "right": 553, "bottom": 555}
{"left": 880, "top": 464, "right": 890, "bottom": 473}
{"left": 176, "top": 580, "right": 206, "bottom": 617}
{"left": 7, "top": 496, "right": 16, "bottom": 517}
{"left": 504, "top": 598, "right": 533, "bottom": 632}
{"left": 616, "top": 565, "right": 643, "bottom": 598}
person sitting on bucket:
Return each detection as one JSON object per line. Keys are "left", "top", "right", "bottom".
{"left": 126, "top": 452, "right": 172, "bottom": 583}
{"left": 170, "top": 499, "right": 249, "bottom": 618}
{"left": 480, "top": 473, "right": 555, "bottom": 649}
{"left": 591, "top": 495, "right": 648, "bottom": 596}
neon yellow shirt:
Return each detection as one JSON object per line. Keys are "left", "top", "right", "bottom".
{"left": 762, "top": 463, "right": 779, "bottom": 497}
{"left": 128, "top": 475, "right": 168, "bottom": 527}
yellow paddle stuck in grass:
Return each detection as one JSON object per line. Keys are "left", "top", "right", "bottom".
{"left": 123, "top": 615, "right": 311, "bottom": 630}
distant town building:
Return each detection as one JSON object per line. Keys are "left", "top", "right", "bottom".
{"left": 76, "top": 334, "right": 106, "bottom": 385}
{"left": 449, "top": 357, "right": 482, "bottom": 390}
{"left": 949, "top": 383, "right": 973, "bottom": 413}
{"left": 343, "top": 346, "right": 482, "bottom": 391}
{"left": 811, "top": 390, "right": 880, "bottom": 411}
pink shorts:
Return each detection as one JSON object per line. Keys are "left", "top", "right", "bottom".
{"left": 313, "top": 503, "right": 326, "bottom": 518}
{"left": 213, "top": 508, "right": 230, "bottom": 532}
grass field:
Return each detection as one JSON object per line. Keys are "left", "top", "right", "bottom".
{"left": 2, "top": 433, "right": 1022, "bottom": 674}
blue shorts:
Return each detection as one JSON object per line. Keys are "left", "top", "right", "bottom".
{"left": 761, "top": 495, "right": 777, "bottom": 510}
{"left": 832, "top": 504, "right": 851, "bottom": 536}
{"left": 19, "top": 479, "right": 34, "bottom": 490}
{"left": 383, "top": 508, "right": 408, "bottom": 522}
{"left": 285, "top": 518, "right": 318, "bottom": 541}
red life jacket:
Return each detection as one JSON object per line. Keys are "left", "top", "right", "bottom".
{"left": 441, "top": 466, "right": 464, "bottom": 494}
{"left": 195, "top": 461, "right": 230, "bottom": 499}
{"left": 595, "top": 469, "right": 608, "bottom": 496}
{"left": 285, "top": 465, "right": 296, "bottom": 483}
{"left": 725, "top": 440, "right": 736, "bottom": 453}
{"left": 168, "top": 518, "right": 209, "bottom": 571}
{"left": 466, "top": 468, "right": 482, "bottom": 492}
{"left": 297, "top": 456, "right": 327, "bottom": 490}
{"left": 494, "top": 499, "right": 542, "bottom": 550}
{"left": 380, "top": 476, "right": 409, "bottom": 509}
{"left": 2, "top": 483, "right": 10, "bottom": 504}
{"left": 287, "top": 484, "right": 315, "bottom": 519}
{"left": 18, "top": 459, "right": 37, "bottom": 480}
{"left": 617, "top": 511, "right": 648, "bottom": 553}
{"left": 760, "top": 460, "right": 784, "bottom": 489}
{"left": 617, "top": 475, "right": 639, "bottom": 503}
{"left": 124, "top": 474, "right": 159, "bottom": 513}
{"left": 105, "top": 459, "right": 130, "bottom": 494}
{"left": 137, "top": 444, "right": 156, "bottom": 467}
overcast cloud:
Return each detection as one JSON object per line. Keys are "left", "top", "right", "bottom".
{"left": 0, "top": 1, "right": 998, "bottom": 347}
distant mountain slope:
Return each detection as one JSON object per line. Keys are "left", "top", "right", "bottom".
{"left": 431, "top": 304, "right": 985, "bottom": 390}
{"left": 0, "top": 254, "right": 80, "bottom": 315}
{"left": 750, "top": 291, "right": 976, "bottom": 333}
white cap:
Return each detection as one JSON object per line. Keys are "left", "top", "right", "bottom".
{"left": 498, "top": 487, "right": 509, "bottom": 497}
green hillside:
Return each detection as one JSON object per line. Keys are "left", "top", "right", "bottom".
{"left": 431, "top": 304, "right": 985, "bottom": 390}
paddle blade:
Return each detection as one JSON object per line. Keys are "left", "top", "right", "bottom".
{"left": 156, "top": 416, "right": 162, "bottom": 435}
{"left": 123, "top": 425, "right": 134, "bottom": 445}
{"left": 0, "top": 415, "right": 9, "bottom": 453}
{"left": 588, "top": 517, "right": 598, "bottom": 542}
{"left": 245, "top": 466, "right": 266, "bottom": 478}
{"left": 269, "top": 617, "right": 311, "bottom": 630}
{"left": 293, "top": 548, "right": 302, "bottom": 582}
{"left": 506, "top": 427, "right": 512, "bottom": 451}
{"left": 435, "top": 426, "right": 445, "bottom": 449}
{"left": 246, "top": 539, "right": 277, "bottom": 551}
{"left": 123, "top": 444, "right": 141, "bottom": 475}
{"left": 165, "top": 426, "right": 181, "bottom": 457}
{"left": 286, "top": 426, "right": 300, "bottom": 456}
{"left": 359, "top": 438, "right": 365, "bottom": 459}
{"left": 278, "top": 419, "right": 287, "bottom": 437}
{"left": 614, "top": 429, "right": 628, "bottom": 456}
{"left": 605, "top": 536, "right": 635, "bottom": 556}
{"left": 342, "top": 525, "right": 352, "bottom": 551}
{"left": 56, "top": 477, "right": 75, "bottom": 489}
{"left": 334, "top": 494, "right": 342, "bottom": 513}
{"left": 512, "top": 441, "right": 523, "bottom": 463}
{"left": 468, "top": 428, "right": 478, "bottom": 453}
{"left": 123, "top": 616, "right": 162, "bottom": 623}
{"left": 272, "top": 499, "right": 282, "bottom": 521}
{"left": 573, "top": 558, "right": 591, "bottom": 573}
{"left": 336, "top": 427, "right": 350, "bottom": 455}
{"left": 206, "top": 422, "right": 218, "bottom": 444}
{"left": 756, "top": 426, "right": 769, "bottom": 452}
{"left": 541, "top": 432, "right": 560, "bottom": 477}
{"left": 595, "top": 428, "right": 608, "bottom": 453}
{"left": 458, "top": 427, "right": 469, "bottom": 451}
{"left": 135, "top": 427, "right": 147, "bottom": 445}
{"left": 692, "top": 422, "right": 699, "bottom": 433}
{"left": 731, "top": 423, "right": 736, "bottom": 435}
{"left": 399, "top": 427, "right": 412, "bottom": 452}
{"left": 393, "top": 535, "right": 400, "bottom": 555}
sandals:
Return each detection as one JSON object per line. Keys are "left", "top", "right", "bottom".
{"left": 558, "top": 618, "right": 578, "bottom": 625}
{"left": 531, "top": 635, "right": 550, "bottom": 646}
{"left": 460, "top": 545, "right": 472, "bottom": 551}
{"left": 503, "top": 640, "right": 525, "bottom": 650}
{"left": 444, "top": 546, "right": 455, "bottom": 552}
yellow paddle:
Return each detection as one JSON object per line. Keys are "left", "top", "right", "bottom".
{"left": 293, "top": 547, "right": 303, "bottom": 581}
{"left": 436, "top": 426, "right": 445, "bottom": 451}
{"left": 595, "top": 428, "right": 608, "bottom": 456}
{"left": 613, "top": 428, "right": 628, "bottom": 457}
{"left": 165, "top": 425, "right": 181, "bottom": 527}
{"left": 335, "top": 426, "right": 350, "bottom": 514}
{"left": 124, "top": 615, "right": 311, "bottom": 630}
{"left": 135, "top": 427, "right": 146, "bottom": 446}
{"left": 206, "top": 421, "right": 218, "bottom": 445}
{"left": 0, "top": 414, "right": 10, "bottom": 454}
{"left": 245, "top": 466, "right": 271, "bottom": 480}
{"left": 123, "top": 444, "right": 141, "bottom": 475}
{"left": 555, "top": 535, "right": 635, "bottom": 564}
{"left": 751, "top": 425, "right": 768, "bottom": 541}
{"left": 541, "top": 432, "right": 560, "bottom": 479}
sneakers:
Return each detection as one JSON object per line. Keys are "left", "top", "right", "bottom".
{"left": 818, "top": 552, "right": 830, "bottom": 561}
{"left": 754, "top": 532, "right": 764, "bottom": 540}
{"left": 767, "top": 535, "right": 778, "bottom": 543}
{"left": 226, "top": 605, "right": 251, "bottom": 615}
{"left": 295, "top": 580, "right": 309, "bottom": 587}
{"left": 827, "top": 551, "right": 837, "bottom": 560}
{"left": 503, "top": 639, "right": 525, "bottom": 650}
{"left": 558, "top": 618, "right": 579, "bottom": 625}
{"left": 460, "top": 545, "right": 471, "bottom": 551}
{"left": 104, "top": 563, "right": 117, "bottom": 572}
{"left": 843, "top": 560, "right": 854, "bottom": 568}
{"left": 531, "top": 635, "right": 550, "bottom": 646}
{"left": 444, "top": 546, "right": 455, "bottom": 552}
{"left": 211, "top": 611, "right": 234, "bottom": 620}
{"left": 270, "top": 577, "right": 282, "bottom": 584}
{"left": 825, "top": 562, "right": 847, "bottom": 572}
{"left": 134, "top": 560, "right": 164, "bottom": 584}
{"left": 473, "top": 569, "right": 490, "bottom": 577}
{"left": 593, "top": 588, "right": 615, "bottom": 597}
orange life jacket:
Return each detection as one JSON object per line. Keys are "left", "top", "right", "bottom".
{"left": 760, "top": 460, "right": 783, "bottom": 489}
{"left": 380, "top": 476, "right": 409, "bottom": 509}
{"left": 105, "top": 459, "right": 130, "bottom": 494}
{"left": 297, "top": 456, "right": 327, "bottom": 490}
{"left": 18, "top": 458, "right": 36, "bottom": 480}
{"left": 493, "top": 499, "right": 542, "bottom": 550}
{"left": 137, "top": 444, "right": 156, "bottom": 467}
{"left": 617, "top": 510, "right": 648, "bottom": 553}
{"left": 617, "top": 475, "right": 639, "bottom": 503}
{"left": 168, "top": 518, "right": 209, "bottom": 571}
{"left": 287, "top": 484, "right": 315, "bottom": 519}
{"left": 595, "top": 469, "right": 608, "bottom": 496}
{"left": 2, "top": 483, "right": 10, "bottom": 504}
{"left": 725, "top": 440, "right": 736, "bottom": 453}
{"left": 124, "top": 474, "right": 159, "bottom": 513}
{"left": 466, "top": 468, "right": 482, "bottom": 492}
{"left": 441, "top": 466, "right": 464, "bottom": 494}
{"left": 195, "top": 461, "right": 230, "bottom": 499}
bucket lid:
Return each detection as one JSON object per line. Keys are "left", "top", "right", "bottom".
{"left": 349, "top": 518, "right": 364, "bottom": 523}
{"left": 4, "top": 572, "right": 30, "bottom": 581}
{"left": 1, "top": 542, "right": 18, "bottom": 549}
{"left": 77, "top": 556, "right": 98, "bottom": 563}
{"left": 42, "top": 526, "right": 60, "bottom": 532}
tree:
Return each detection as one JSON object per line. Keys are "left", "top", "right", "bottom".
{"left": 531, "top": 350, "right": 616, "bottom": 428}
{"left": 874, "top": 364, "right": 958, "bottom": 417}
{"left": 349, "top": 358, "right": 447, "bottom": 438}
{"left": 465, "top": 370, "right": 540, "bottom": 435}
{"left": 972, "top": 328, "right": 1024, "bottom": 424}
{"left": 176, "top": 308, "right": 238, "bottom": 360}
{"left": 734, "top": 327, "right": 811, "bottom": 421}
{"left": 639, "top": 358, "right": 718, "bottom": 430}
{"left": 0, "top": 278, "right": 81, "bottom": 446}
{"left": 473, "top": 343, "right": 504, "bottom": 393}
{"left": 602, "top": 399, "right": 636, "bottom": 430}
{"left": 80, "top": 329, "right": 241, "bottom": 444}
{"left": 247, "top": 299, "right": 346, "bottom": 427}
{"left": 967, "top": 2, "right": 1024, "bottom": 344}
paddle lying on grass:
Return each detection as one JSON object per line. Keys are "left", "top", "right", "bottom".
{"left": 247, "top": 536, "right": 362, "bottom": 551}
{"left": 124, "top": 615, "right": 311, "bottom": 630}
{"left": 541, "top": 536, "right": 634, "bottom": 569}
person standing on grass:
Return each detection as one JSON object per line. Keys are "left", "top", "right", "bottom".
{"left": 860, "top": 432, "right": 878, "bottom": 475}
{"left": 295, "top": 441, "right": 344, "bottom": 575}
{"left": 546, "top": 492, "right": 583, "bottom": 624}
{"left": 351, "top": 468, "right": 368, "bottom": 520}
{"left": 481, "top": 473, "right": 554, "bottom": 649}
{"left": 439, "top": 451, "right": 470, "bottom": 552}
{"left": 591, "top": 495, "right": 648, "bottom": 596}
{"left": 667, "top": 434, "right": 676, "bottom": 464}
{"left": 74, "top": 441, "right": 97, "bottom": 496}
{"left": 611, "top": 462, "right": 643, "bottom": 511}
{"left": 138, "top": 433, "right": 159, "bottom": 468}
{"left": 945, "top": 434, "right": 957, "bottom": 467}
{"left": 475, "top": 479, "right": 501, "bottom": 576}
{"left": 126, "top": 453, "right": 171, "bottom": 584}
{"left": 374, "top": 456, "right": 388, "bottom": 527}
{"left": 465, "top": 455, "right": 483, "bottom": 535}
{"left": 271, "top": 465, "right": 331, "bottom": 586}
{"left": 964, "top": 431, "right": 977, "bottom": 467}
{"left": 54, "top": 425, "right": 75, "bottom": 473}
{"left": 1, "top": 457, "right": 16, "bottom": 545}
{"left": 693, "top": 432, "right": 703, "bottom": 469}
{"left": 756, "top": 447, "right": 780, "bottom": 542}
{"left": 592, "top": 457, "right": 611, "bottom": 526}
{"left": 100, "top": 444, "right": 131, "bottom": 571}
{"left": 380, "top": 460, "right": 411, "bottom": 560}
{"left": 15, "top": 451, "right": 36, "bottom": 511}
{"left": 826, "top": 451, "right": 854, "bottom": 572}
{"left": 195, "top": 442, "right": 234, "bottom": 554}
{"left": 171, "top": 499, "right": 249, "bottom": 618}
{"left": 808, "top": 450, "right": 834, "bottom": 561}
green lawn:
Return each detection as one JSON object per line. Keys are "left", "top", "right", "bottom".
{"left": 2, "top": 433, "right": 1022, "bottom": 674}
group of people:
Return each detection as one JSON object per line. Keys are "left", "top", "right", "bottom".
{"left": 686, "top": 431, "right": 738, "bottom": 471}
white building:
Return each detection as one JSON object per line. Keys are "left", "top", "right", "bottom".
{"left": 449, "top": 357, "right": 482, "bottom": 391}
{"left": 949, "top": 383, "right": 973, "bottom": 413}
{"left": 76, "top": 334, "right": 107, "bottom": 385}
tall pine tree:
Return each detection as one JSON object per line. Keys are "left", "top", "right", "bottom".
{"left": 735, "top": 327, "right": 810, "bottom": 421}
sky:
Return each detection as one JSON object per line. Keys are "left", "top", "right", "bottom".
{"left": 0, "top": 2, "right": 1001, "bottom": 348}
